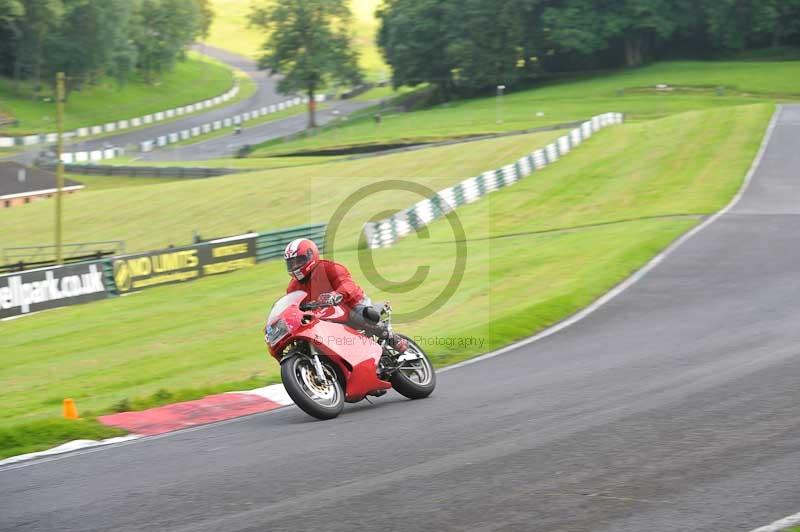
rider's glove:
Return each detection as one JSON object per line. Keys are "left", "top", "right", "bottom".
{"left": 319, "top": 292, "right": 343, "bottom": 306}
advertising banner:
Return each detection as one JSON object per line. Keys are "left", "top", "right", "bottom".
{"left": 198, "top": 235, "right": 258, "bottom": 276}
{"left": 0, "top": 262, "right": 109, "bottom": 319}
{"left": 111, "top": 234, "right": 256, "bottom": 293}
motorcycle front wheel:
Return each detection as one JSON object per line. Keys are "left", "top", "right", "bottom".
{"left": 390, "top": 335, "right": 436, "bottom": 400}
{"left": 281, "top": 354, "right": 344, "bottom": 420}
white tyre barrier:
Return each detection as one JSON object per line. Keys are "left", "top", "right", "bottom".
{"left": 363, "top": 112, "right": 625, "bottom": 249}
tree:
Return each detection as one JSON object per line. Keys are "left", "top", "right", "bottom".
{"left": 0, "top": 0, "right": 24, "bottom": 78}
{"left": 541, "top": 0, "right": 609, "bottom": 56}
{"left": 196, "top": 0, "right": 213, "bottom": 39}
{"left": 0, "top": 0, "right": 213, "bottom": 98}
{"left": 701, "top": 0, "right": 800, "bottom": 50}
{"left": 0, "top": 0, "right": 24, "bottom": 24}
{"left": 377, "top": 0, "right": 459, "bottom": 99}
{"left": 541, "top": 0, "right": 694, "bottom": 67}
{"left": 44, "top": 0, "right": 137, "bottom": 97}
{"left": 107, "top": 0, "right": 138, "bottom": 87}
{"left": 443, "top": 0, "right": 529, "bottom": 93}
{"left": 134, "top": 0, "right": 206, "bottom": 82}
{"left": 249, "top": 0, "right": 362, "bottom": 128}
{"left": 16, "top": 0, "right": 64, "bottom": 91}
{"left": 775, "top": 0, "right": 800, "bottom": 47}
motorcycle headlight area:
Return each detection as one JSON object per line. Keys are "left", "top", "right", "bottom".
{"left": 266, "top": 319, "right": 290, "bottom": 346}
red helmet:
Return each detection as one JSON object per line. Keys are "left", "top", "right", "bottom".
{"left": 284, "top": 238, "right": 320, "bottom": 281}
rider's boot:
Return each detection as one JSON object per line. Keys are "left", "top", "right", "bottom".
{"left": 390, "top": 334, "right": 408, "bottom": 353}
{"left": 378, "top": 327, "right": 407, "bottom": 353}
{"left": 366, "top": 312, "right": 408, "bottom": 358}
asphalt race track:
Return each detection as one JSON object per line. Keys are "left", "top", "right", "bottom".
{"left": 1, "top": 106, "right": 798, "bottom": 531}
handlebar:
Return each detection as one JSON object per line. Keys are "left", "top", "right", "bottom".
{"left": 299, "top": 300, "right": 335, "bottom": 311}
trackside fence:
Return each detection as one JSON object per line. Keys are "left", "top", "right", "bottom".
{"left": 256, "top": 223, "right": 327, "bottom": 262}
{"left": 363, "top": 112, "right": 625, "bottom": 249}
{"left": 42, "top": 164, "right": 246, "bottom": 178}
{"left": 1, "top": 223, "right": 327, "bottom": 320}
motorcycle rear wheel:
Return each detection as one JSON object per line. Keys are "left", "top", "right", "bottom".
{"left": 390, "top": 335, "right": 436, "bottom": 399}
{"left": 281, "top": 354, "right": 344, "bottom": 420}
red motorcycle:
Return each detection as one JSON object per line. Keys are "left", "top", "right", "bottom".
{"left": 264, "top": 290, "right": 436, "bottom": 420}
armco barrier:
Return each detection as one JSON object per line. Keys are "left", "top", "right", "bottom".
{"left": 363, "top": 112, "right": 625, "bottom": 249}
{"left": 256, "top": 223, "right": 327, "bottom": 262}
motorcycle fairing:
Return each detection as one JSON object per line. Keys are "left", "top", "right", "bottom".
{"left": 293, "top": 319, "right": 391, "bottom": 402}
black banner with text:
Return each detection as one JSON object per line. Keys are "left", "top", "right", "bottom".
{"left": 111, "top": 234, "right": 257, "bottom": 293}
{"left": 0, "top": 262, "right": 110, "bottom": 319}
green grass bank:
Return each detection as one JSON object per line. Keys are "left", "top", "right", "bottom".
{"left": 0, "top": 53, "right": 236, "bottom": 136}
{"left": 0, "top": 103, "right": 773, "bottom": 458}
{"left": 249, "top": 60, "right": 799, "bottom": 157}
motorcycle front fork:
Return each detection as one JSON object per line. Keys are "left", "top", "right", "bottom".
{"left": 308, "top": 344, "right": 327, "bottom": 384}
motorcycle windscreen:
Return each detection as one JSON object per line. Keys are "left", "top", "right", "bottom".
{"left": 267, "top": 290, "right": 307, "bottom": 325}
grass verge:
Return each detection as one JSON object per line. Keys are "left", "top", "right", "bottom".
{"left": 0, "top": 419, "right": 126, "bottom": 460}
{"left": 0, "top": 129, "right": 565, "bottom": 251}
{"left": 0, "top": 52, "right": 236, "bottom": 136}
{"left": 248, "top": 60, "right": 799, "bottom": 156}
{"left": 0, "top": 103, "right": 773, "bottom": 459}
{"left": 112, "top": 155, "right": 344, "bottom": 169}
{"left": 66, "top": 173, "right": 179, "bottom": 191}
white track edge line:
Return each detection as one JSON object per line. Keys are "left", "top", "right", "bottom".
{"left": 442, "top": 104, "right": 781, "bottom": 374}
{"left": 0, "top": 106, "right": 781, "bottom": 472}
{"left": 749, "top": 511, "right": 800, "bottom": 532}
{"left": 0, "top": 435, "right": 141, "bottom": 467}
{"left": 0, "top": 405, "right": 292, "bottom": 472}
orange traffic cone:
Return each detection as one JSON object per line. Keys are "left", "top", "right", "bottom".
{"left": 63, "top": 398, "right": 79, "bottom": 420}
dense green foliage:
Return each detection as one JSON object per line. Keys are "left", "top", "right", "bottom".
{"left": 377, "top": 0, "right": 800, "bottom": 97}
{"left": 0, "top": 0, "right": 213, "bottom": 98}
{"left": 202, "top": 0, "right": 388, "bottom": 79}
{"left": 248, "top": 0, "right": 362, "bottom": 127}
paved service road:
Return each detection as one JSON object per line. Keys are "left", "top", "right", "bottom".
{"left": 1, "top": 106, "right": 798, "bottom": 532}
{"left": 11, "top": 44, "right": 376, "bottom": 163}
{"left": 138, "top": 98, "right": 372, "bottom": 161}
{"left": 59, "top": 45, "right": 286, "bottom": 153}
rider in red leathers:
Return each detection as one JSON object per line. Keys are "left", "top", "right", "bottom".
{"left": 283, "top": 238, "right": 407, "bottom": 352}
